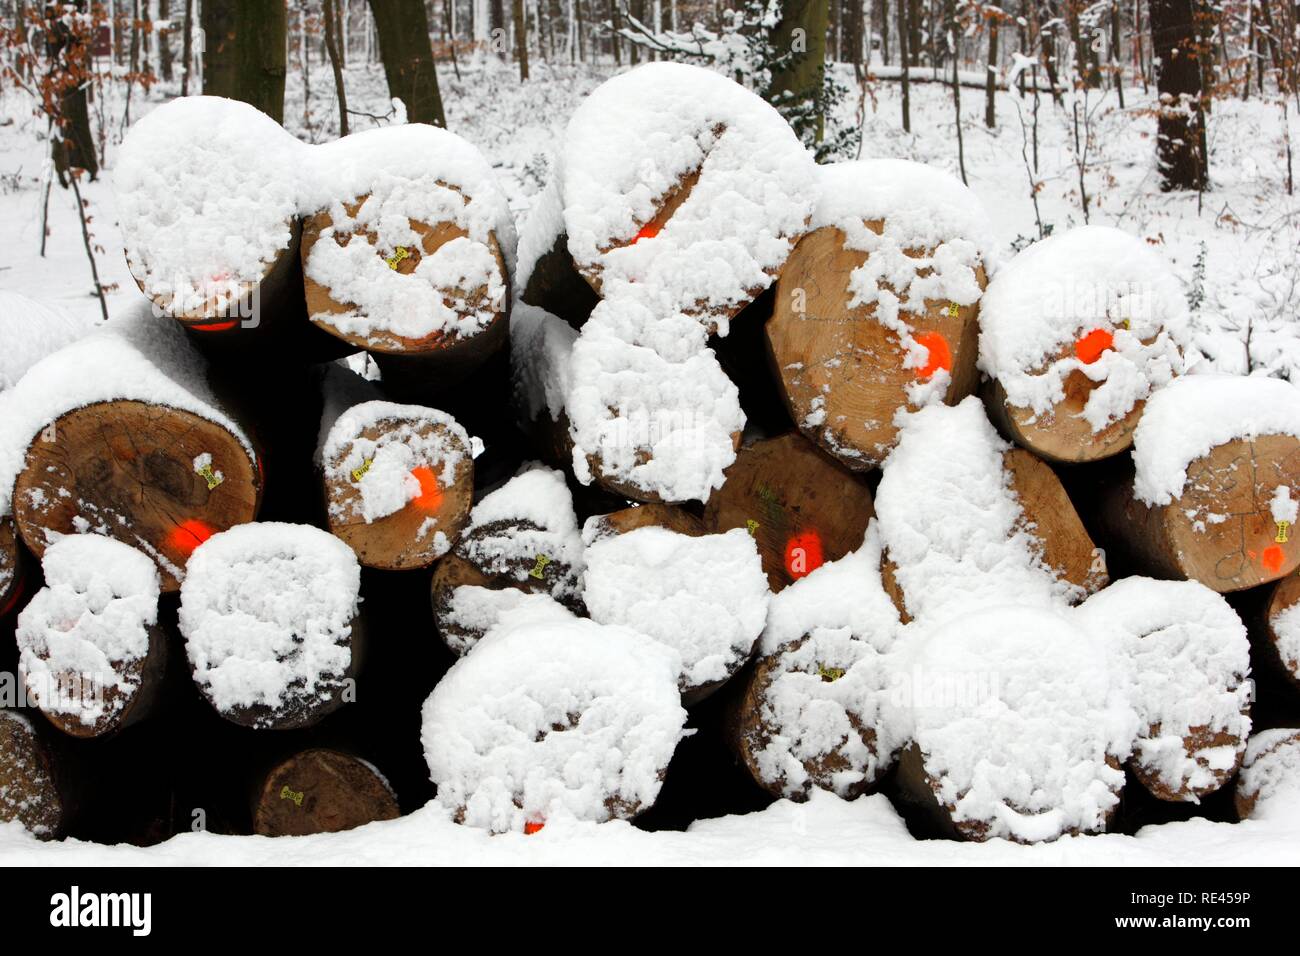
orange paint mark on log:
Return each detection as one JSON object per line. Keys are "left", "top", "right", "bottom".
{"left": 167, "top": 519, "right": 216, "bottom": 556}
{"left": 913, "top": 332, "right": 952, "bottom": 379}
{"left": 1075, "top": 328, "right": 1114, "bottom": 364}
{"left": 410, "top": 466, "right": 444, "bottom": 511}
{"left": 784, "top": 530, "right": 824, "bottom": 579}
{"left": 632, "top": 222, "right": 661, "bottom": 244}
{"left": 1263, "top": 545, "right": 1286, "bottom": 574}
{"left": 192, "top": 320, "right": 239, "bottom": 333}
{"left": 524, "top": 820, "right": 544, "bottom": 835}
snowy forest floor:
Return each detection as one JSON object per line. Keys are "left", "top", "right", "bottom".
{"left": 2, "top": 56, "right": 1300, "bottom": 864}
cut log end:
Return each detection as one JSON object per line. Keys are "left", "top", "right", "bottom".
{"left": 583, "top": 427, "right": 743, "bottom": 504}
{"left": 324, "top": 416, "right": 475, "bottom": 571}
{"left": 253, "top": 749, "right": 400, "bottom": 837}
{"left": 1132, "top": 723, "right": 1246, "bottom": 803}
{"left": 586, "top": 503, "right": 704, "bottom": 542}
{"left": 1267, "top": 572, "right": 1300, "bottom": 687}
{"left": 0, "top": 712, "right": 65, "bottom": 839}
{"left": 985, "top": 374, "right": 1145, "bottom": 465}
{"left": 767, "top": 224, "right": 985, "bottom": 471}
{"left": 520, "top": 232, "right": 599, "bottom": 328}
{"left": 704, "top": 432, "right": 874, "bottom": 591}
{"left": 13, "top": 401, "right": 261, "bottom": 592}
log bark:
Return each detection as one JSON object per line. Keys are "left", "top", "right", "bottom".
{"left": 767, "top": 224, "right": 985, "bottom": 470}
{"left": 321, "top": 409, "right": 476, "bottom": 571}
{"left": 253, "top": 748, "right": 400, "bottom": 836}
{"left": 519, "top": 231, "right": 599, "bottom": 328}
{"left": 12, "top": 400, "right": 262, "bottom": 592}
{"left": 0, "top": 710, "right": 68, "bottom": 838}
{"left": 881, "top": 448, "right": 1108, "bottom": 620}
{"left": 704, "top": 432, "right": 875, "bottom": 591}
{"left": 1264, "top": 571, "right": 1300, "bottom": 688}
{"left": 1098, "top": 435, "right": 1300, "bottom": 592}
{"left": 0, "top": 517, "right": 28, "bottom": 619}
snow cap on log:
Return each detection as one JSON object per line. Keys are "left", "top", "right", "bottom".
{"left": 1235, "top": 729, "right": 1300, "bottom": 820}
{"left": 1076, "top": 577, "right": 1251, "bottom": 802}
{"left": 560, "top": 61, "right": 817, "bottom": 325}
{"left": 16, "top": 536, "right": 163, "bottom": 737}
{"left": 115, "top": 96, "right": 306, "bottom": 319}
{"left": 179, "top": 522, "right": 361, "bottom": 730}
{"left": 734, "top": 526, "right": 903, "bottom": 800}
{"left": 422, "top": 600, "right": 687, "bottom": 833}
{"left": 768, "top": 159, "right": 994, "bottom": 469}
{"left": 566, "top": 290, "right": 745, "bottom": 502}
{"left": 979, "top": 225, "right": 1190, "bottom": 463}
{"left": 874, "top": 398, "right": 1099, "bottom": 626}
{"left": 582, "top": 525, "right": 769, "bottom": 702}
{"left": 301, "top": 123, "right": 515, "bottom": 352}
{"left": 431, "top": 464, "right": 585, "bottom": 655}
{"left": 0, "top": 292, "right": 98, "bottom": 391}
{"left": 900, "top": 605, "right": 1133, "bottom": 843}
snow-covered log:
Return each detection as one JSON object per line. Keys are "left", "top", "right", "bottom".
{"left": 253, "top": 748, "right": 401, "bottom": 837}
{"left": 0, "top": 516, "right": 26, "bottom": 619}
{"left": 0, "top": 710, "right": 68, "bottom": 838}
{"left": 582, "top": 525, "right": 769, "bottom": 704}
{"left": 875, "top": 399, "right": 1106, "bottom": 626}
{"left": 1234, "top": 729, "right": 1300, "bottom": 820}
{"left": 979, "top": 226, "right": 1190, "bottom": 464}
{"left": 516, "top": 178, "right": 598, "bottom": 327}
{"left": 0, "top": 292, "right": 97, "bottom": 391}
{"left": 115, "top": 97, "right": 329, "bottom": 354}
{"left": 430, "top": 466, "right": 585, "bottom": 656}
{"left": 703, "top": 431, "right": 875, "bottom": 592}
{"left": 1077, "top": 577, "right": 1252, "bottom": 802}
{"left": 729, "top": 531, "right": 903, "bottom": 800}
{"left": 179, "top": 523, "right": 362, "bottom": 730}
{"left": 301, "top": 125, "right": 515, "bottom": 397}
{"left": 767, "top": 161, "right": 995, "bottom": 471}
{"left": 1265, "top": 572, "right": 1300, "bottom": 689}
{"left": 318, "top": 368, "right": 478, "bottom": 570}
{"left": 584, "top": 503, "right": 704, "bottom": 541}
{"left": 3, "top": 306, "right": 261, "bottom": 592}
{"left": 510, "top": 301, "right": 577, "bottom": 466}
{"left": 15, "top": 536, "right": 167, "bottom": 739}
{"left": 422, "top": 602, "right": 687, "bottom": 833}
{"left": 1098, "top": 375, "right": 1300, "bottom": 592}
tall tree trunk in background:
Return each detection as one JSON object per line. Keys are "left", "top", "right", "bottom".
{"left": 985, "top": 12, "right": 997, "bottom": 127}
{"left": 609, "top": 0, "right": 621, "bottom": 65}
{"left": 947, "top": 0, "right": 966, "bottom": 183}
{"left": 158, "top": 0, "right": 173, "bottom": 80}
{"left": 368, "top": 0, "right": 447, "bottom": 126}
{"left": 1150, "top": 0, "right": 1208, "bottom": 189}
{"left": 908, "top": 0, "right": 921, "bottom": 64}
{"left": 444, "top": 0, "right": 462, "bottom": 78}
{"left": 851, "top": 0, "right": 866, "bottom": 78}
{"left": 769, "top": 0, "right": 829, "bottom": 145}
{"left": 48, "top": 0, "right": 99, "bottom": 182}
{"left": 629, "top": 0, "right": 642, "bottom": 64}
{"left": 898, "top": 0, "right": 911, "bottom": 130}
{"left": 324, "top": 0, "right": 349, "bottom": 132}
{"left": 490, "top": 0, "right": 505, "bottom": 54}
{"left": 1111, "top": 0, "right": 1124, "bottom": 106}
{"left": 513, "top": 0, "right": 529, "bottom": 78}
{"left": 180, "top": 0, "right": 193, "bottom": 93}
{"left": 201, "top": 0, "right": 288, "bottom": 122}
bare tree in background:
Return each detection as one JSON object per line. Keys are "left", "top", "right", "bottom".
{"left": 1150, "top": 0, "right": 1208, "bottom": 189}
{"left": 323, "top": 0, "right": 349, "bottom": 132}
{"left": 201, "top": 0, "right": 289, "bottom": 122}
{"left": 368, "top": 0, "right": 446, "bottom": 127}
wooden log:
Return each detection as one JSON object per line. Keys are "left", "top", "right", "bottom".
{"left": 0, "top": 710, "right": 67, "bottom": 838}
{"left": 1265, "top": 571, "right": 1300, "bottom": 688}
{"left": 766, "top": 161, "right": 993, "bottom": 471}
{"left": 0, "top": 516, "right": 28, "bottom": 620}
{"left": 1099, "top": 434, "right": 1300, "bottom": 593}
{"left": 510, "top": 302, "right": 577, "bottom": 467}
{"left": 430, "top": 466, "right": 585, "bottom": 655}
{"left": 320, "top": 398, "right": 476, "bottom": 571}
{"left": 704, "top": 431, "right": 874, "bottom": 592}
{"left": 1235, "top": 729, "right": 1300, "bottom": 820}
{"left": 516, "top": 180, "right": 599, "bottom": 328}
{"left": 179, "top": 523, "right": 363, "bottom": 730}
{"left": 15, "top": 536, "right": 169, "bottom": 739}
{"left": 585, "top": 503, "right": 704, "bottom": 542}
{"left": 977, "top": 225, "right": 1189, "bottom": 464}
{"left": 252, "top": 748, "right": 400, "bottom": 837}
{"left": 13, "top": 400, "right": 261, "bottom": 592}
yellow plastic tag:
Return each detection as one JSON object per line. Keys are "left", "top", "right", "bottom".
{"left": 817, "top": 664, "right": 846, "bottom": 683}
{"left": 385, "top": 246, "right": 411, "bottom": 270}
{"left": 195, "top": 462, "right": 223, "bottom": 490}
{"left": 745, "top": 519, "right": 760, "bottom": 537}
{"left": 1277, "top": 520, "right": 1291, "bottom": 544}
{"left": 279, "top": 785, "right": 304, "bottom": 807}
{"left": 351, "top": 458, "right": 373, "bottom": 483}
{"left": 947, "top": 302, "right": 960, "bottom": 318}
{"left": 529, "top": 554, "right": 552, "bottom": 579}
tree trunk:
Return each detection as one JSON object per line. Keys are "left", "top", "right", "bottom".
{"left": 703, "top": 432, "right": 876, "bottom": 591}
{"left": 1150, "top": 0, "right": 1208, "bottom": 190}
{"left": 47, "top": 3, "right": 99, "bottom": 182}
{"left": 769, "top": 0, "right": 830, "bottom": 144}
{"left": 324, "top": 0, "right": 350, "bottom": 133}
{"left": 899, "top": 0, "right": 911, "bottom": 129}
{"left": 367, "top": 0, "right": 447, "bottom": 127}
{"left": 513, "top": 0, "right": 529, "bottom": 79}
{"left": 180, "top": 0, "right": 193, "bottom": 94}
{"left": 158, "top": 0, "right": 173, "bottom": 80}
{"left": 985, "top": 15, "right": 997, "bottom": 127}
{"left": 201, "top": 0, "right": 289, "bottom": 122}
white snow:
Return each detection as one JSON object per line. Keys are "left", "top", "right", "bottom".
{"left": 1236, "top": 729, "right": 1300, "bottom": 820}
{"left": 560, "top": 62, "right": 816, "bottom": 321}
{"left": 514, "top": 174, "right": 566, "bottom": 295}
{"left": 874, "top": 398, "right": 1084, "bottom": 626}
{"left": 438, "top": 589, "right": 571, "bottom": 658}
{"left": 1076, "top": 578, "right": 1251, "bottom": 799}
{"left": 421, "top": 601, "right": 687, "bottom": 833}
{"left": 582, "top": 526, "right": 769, "bottom": 693}
{"left": 302, "top": 124, "right": 515, "bottom": 341}
{"left": 978, "top": 225, "right": 1190, "bottom": 430}
{"left": 178, "top": 522, "right": 360, "bottom": 722}
{"left": 0, "top": 302, "right": 255, "bottom": 520}
{"left": 510, "top": 301, "right": 577, "bottom": 425}
{"left": 15, "top": 535, "right": 160, "bottom": 726}
{"left": 0, "top": 292, "right": 98, "bottom": 391}
{"left": 1132, "top": 374, "right": 1300, "bottom": 506}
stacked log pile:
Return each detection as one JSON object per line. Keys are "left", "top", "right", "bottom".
{"left": 5, "top": 66, "right": 1300, "bottom": 852}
